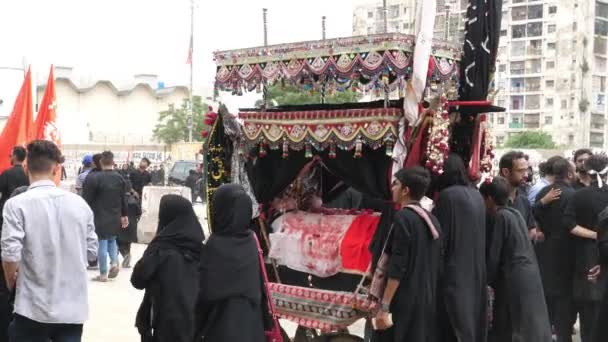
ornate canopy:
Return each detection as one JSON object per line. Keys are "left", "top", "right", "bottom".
{"left": 214, "top": 33, "right": 461, "bottom": 94}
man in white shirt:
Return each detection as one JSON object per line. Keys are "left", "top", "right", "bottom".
{"left": 1, "top": 140, "right": 98, "bottom": 342}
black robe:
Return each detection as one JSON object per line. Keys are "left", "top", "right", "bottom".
{"left": 432, "top": 185, "right": 487, "bottom": 342}
{"left": 594, "top": 209, "right": 608, "bottom": 342}
{"left": 82, "top": 170, "right": 129, "bottom": 239}
{"left": 487, "top": 207, "right": 552, "bottom": 342}
{"left": 563, "top": 185, "right": 608, "bottom": 302}
{"left": 118, "top": 193, "right": 142, "bottom": 244}
{"left": 131, "top": 195, "right": 204, "bottom": 342}
{"left": 372, "top": 205, "right": 441, "bottom": 342}
{"left": 196, "top": 184, "right": 267, "bottom": 342}
{"left": 532, "top": 181, "right": 576, "bottom": 298}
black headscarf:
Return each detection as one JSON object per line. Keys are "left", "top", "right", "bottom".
{"left": 150, "top": 194, "right": 204, "bottom": 257}
{"left": 200, "top": 184, "right": 261, "bottom": 304}
{"left": 434, "top": 153, "right": 470, "bottom": 193}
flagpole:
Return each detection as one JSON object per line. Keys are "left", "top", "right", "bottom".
{"left": 188, "top": 0, "right": 194, "bottom": 143}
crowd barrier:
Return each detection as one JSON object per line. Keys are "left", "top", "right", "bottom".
{"left": 138, "top": 186, "right": 191, "bottom": 243}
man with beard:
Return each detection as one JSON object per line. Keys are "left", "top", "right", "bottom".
{"left": 499, "top": 151, "right": 538, "bottom": 238}
{"left": 432, "top": 154, "right": 487, "bottom": 342}
{"left": 534, "top": 157, "right": 577, "bottom": 342}
{"left": 563, "top": 154, "right": 608, "bottom": 342}
{"left": 573, "top": 149, "right": 593, "bottom": 190}
{"left": 481, "top": 177, "right": 552, "bottom": 342}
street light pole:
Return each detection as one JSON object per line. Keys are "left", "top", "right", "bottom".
{"left": 383, "top": 0, "right": 388, "bottom": 33}
{"left": 188, "top": 0, "right": 194, "bottom": 143}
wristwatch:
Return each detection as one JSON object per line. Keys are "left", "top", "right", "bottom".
{"left": 380, "top": 302, "right": 391, "bottom": 312}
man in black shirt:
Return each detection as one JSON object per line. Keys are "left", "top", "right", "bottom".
{"left": 0, "top": 146, "right": 28, "bottom": 342}
{"left": 534, "top": 157, "right": 577, "bottom": 342}
{"left": 564, "top": 154, "right": 608, "bottom": 342}
{"left": 83, "top": 151, "right": 129, "bottom": 282}
{"left": 129, "top": 158, "right": 151, "bottom": 199}
{"left": 499, "top": 151, "right": 537, "bottom": 233}
{"left": 573, "top": 149, "right": 593, "bottom": 190}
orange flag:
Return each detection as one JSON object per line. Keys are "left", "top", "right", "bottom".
{"left": 0, "top": 68, "right": 34, "bottom": 173}
{"left": 35, "top": 66, "right": 62, "bottom": 184}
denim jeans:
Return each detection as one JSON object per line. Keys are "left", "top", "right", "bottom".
{"left": 98, "top": 237, "right": 118, "bottom": 275}
{"left": 9, "top": 314, "right": 82, "bottom": 342}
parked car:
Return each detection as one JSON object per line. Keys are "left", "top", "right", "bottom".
{"left": 168, "top": 160, "right": 199, "bottom": 186}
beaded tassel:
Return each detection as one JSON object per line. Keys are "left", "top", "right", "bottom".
{"left": 305, "top": 143, "right": 313, "bottom": 158}
{"left": 282, "top": 140, "right": 289, "bottom": 159}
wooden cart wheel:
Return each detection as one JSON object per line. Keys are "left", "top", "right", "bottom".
{"left": 293, "top": 326, "right": 319, "bottom": 342}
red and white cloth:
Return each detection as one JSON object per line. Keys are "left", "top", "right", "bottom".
{"left": 269, "top": 212, "right": 380, "bottom": 277}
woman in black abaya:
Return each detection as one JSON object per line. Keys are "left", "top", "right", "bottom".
{"left": 195, "top": 184, "right": 267, "bottom": 342}
{"left": 131, "top": 195, "right": 204, "bottom": 342}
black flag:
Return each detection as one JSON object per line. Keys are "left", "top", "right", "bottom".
{"left": 459, "top": 0, "right": 503, "bottom": 101}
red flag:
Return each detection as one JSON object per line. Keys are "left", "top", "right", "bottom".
{"left": 186, "top": 35, "right": 193, "bottom": 65}
{"left": 0, "top": 68, "right": 34, "bottom": 173}
{"left": 34, "top": 66, "right": 62, "bottom": 184}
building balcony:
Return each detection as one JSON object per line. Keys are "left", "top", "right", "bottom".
{"left": 509, "top": 122, "right": 524, "bottom": 129}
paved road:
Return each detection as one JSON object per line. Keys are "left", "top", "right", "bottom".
{"left": 84, "top": 203, "right": 581, "bottom": 341}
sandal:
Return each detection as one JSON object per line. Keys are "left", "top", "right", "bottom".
{"left": 92, "top": 275, "right": 108, "bottom": 282}
{"left": 108, "top": 265, "right": 120, "bottom": 279}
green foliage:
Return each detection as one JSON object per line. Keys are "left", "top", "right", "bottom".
{"left": 265, "top": 84, "right": 361, "bottom": 106}
{"left": 504, "top": 131, "right": 556, "bottom": 149}
{"left": 153, "top": 95, "right": 208, "bottom": 145}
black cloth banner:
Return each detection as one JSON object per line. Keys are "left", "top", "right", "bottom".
{"left": 459, "top": 0, "right": 503, "bottom": 102}
{"left": 205, "top": 113, "right": 233, "bottom": 232}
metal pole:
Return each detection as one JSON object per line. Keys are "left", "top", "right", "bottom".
{"left": 188, "top": 0, "right": 194, "bottom": 142}
{"left": 383, "top": 0, "right": 388, "bottom": 33}
{"left": 262, "top": 8, "right": 269, "bottom": 108}
{"left": 322, "top": 16, "right": 326, "bottom": 40}
{"left": 445, "top": 2, "right": 451, "bottom": 41}
{"left": 263, "top": 8, "right": 268, "bottom": 46}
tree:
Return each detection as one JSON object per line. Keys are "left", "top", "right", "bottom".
{"left": 504, "top": 131, "right": 556, "bottom": 149}
{"left": 153, "top": 95, "right": 208, "bottom": 145}
{"left": 264, "top": 84, "right": 361, "bottom": 106}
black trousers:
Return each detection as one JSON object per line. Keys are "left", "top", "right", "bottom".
{"left": 575, "top": 300, "right": 599, "bottom": 342}
{"left": 0, "top": 263, "right": 12, "bottom": 342}
{"left": 117, "top": 240, "right": 131, "bottom": 258}
{"left": 548, "top": 295, "right": 576, "bottom": 342}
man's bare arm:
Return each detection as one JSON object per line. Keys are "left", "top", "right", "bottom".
{"left": 571, "top": 226, "right": 597, "bottom": 240}
{"left": 2, "top": 261, "right": 18, "bottom": 291}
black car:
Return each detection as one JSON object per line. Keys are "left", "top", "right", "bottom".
{"left": 168, "top": 160, "right": 199, "bottom": 186}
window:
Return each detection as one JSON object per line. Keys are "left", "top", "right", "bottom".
{"left": 403, "top": 22, "right": 410, "bottom": 30}
{"left": 510, "top": 61, "right": 525, "bottom": 75}
{"left": 499, "top": 64, "right": 507, "bottom": 72}
{"left": 547, "top": 42, "right": 556, "bottom": 51}
{"left": 389, "top": 5, "right": 400, "bottom": 18}
{"left": 546, "top": 80, "right": 555, "bottom": 88}
{"left": 595, "top": 36, "right": 608, "bottom": 55}
{"left": 527, "top": 22, "right": 543, "bottom": 37}
{"left": 596, "top": 19, "right": 608, "bottom": 36}
{"left": 598, "top": 2, "right": 608, "bottom": 19}
{"left": 546, "top": 61, "right": 555, "bottom": 69}
{"left": 591, "top": 133, "right": 604, "bottom": 147}
{"left": 511, "top": 78, "right": 524, "bottom": 92}
{"left": 368, "top": 11, "right": 373, "bottom": 18}
{"left": 526, "top": 59, "right": 542, "bottom": 74}
{"left": 512, "top": 24, "right": 526, "bottom": 38}
{"left": 526, "top": 95, "right": 541, "bottom": 110}
{"left": 498, "top": 116, "right": 505, "bottom": 125}
{"left": 528, "top": 5, "right": 543, "bottom": 19}
{"left": 545, "top": 116, "right": 553, "bottom": 125}
{"left": 511, "top": 96, "right": 524, "bottom": 110}
{"left": 573, "top": 22, "right": 577, "bottom": 32}
{"left": 596, "top": 56, "right": 608, "bottom": 70}
{"left": 546, "top": 98, "right": 554, "bottom": 107}
{"left": 561, "top": 100, "right": 568, "bottom": 109}
{"left": 511, "top": 41, "right": 526, "bottom": 56}
{"left": 548, "top": 24, "right": 556, "bottom": 33}
{"left": 593, "top": 76, "right": 607, "bottom": 92}
{"left": 526, "top": 77, "right": 541, "bottom": 91}
{"left": 512, "top": 6, "right": 527, "bottom": 21}
{"left": 549, "top": 6, "right": 557, "bottom": 14}
{"left": 501, "top": 29, "right": 507, "bottom": 37}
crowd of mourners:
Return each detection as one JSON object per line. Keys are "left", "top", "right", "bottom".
{"left": 0, "top": 140, "right": 607, "bottom": 342}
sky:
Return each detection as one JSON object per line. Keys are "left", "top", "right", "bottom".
{"left": 0, "top": 0, "right": 374, "bottom": 96}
